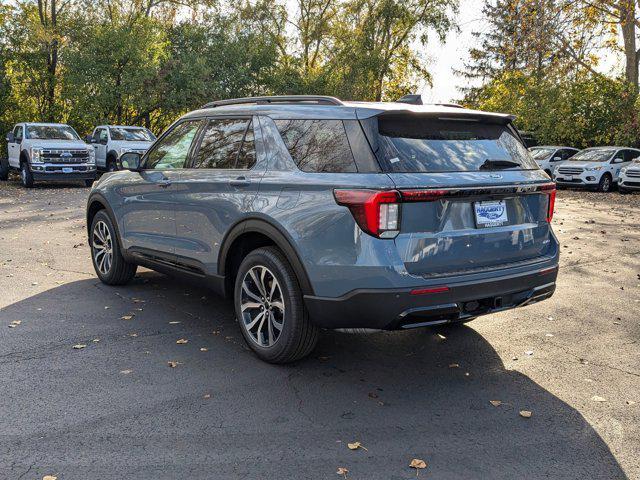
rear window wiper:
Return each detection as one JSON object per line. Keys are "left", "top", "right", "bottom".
{"left": 479, "top": 159, "right": 521, "bottom": 170}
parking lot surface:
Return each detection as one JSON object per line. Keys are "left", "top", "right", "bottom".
{"left": 1, "top": 178, "right": 639, "bottom": 479}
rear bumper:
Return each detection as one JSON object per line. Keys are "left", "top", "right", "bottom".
{"left": 304, "top": 264, "right": 558, "bottom": 329}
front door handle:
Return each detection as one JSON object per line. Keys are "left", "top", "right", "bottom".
{"left": 229, "top": 176, "right": 251, "bottom": 187}
{"left": 158, "top": 179, "right": 172, "bottom": 188}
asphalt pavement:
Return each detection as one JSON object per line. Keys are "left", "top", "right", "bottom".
{"left": 0, "top": 177, "right": 638, "bottom": 479}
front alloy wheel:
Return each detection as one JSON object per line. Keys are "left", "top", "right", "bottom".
{"left": 240, "top": 265, "right": 285, "bottom": 348}
{"left": 90, "top": 210, "right": 137, "bottom": 285}
{"left": 92, "top": 220, "right": 113, "bottom": 276}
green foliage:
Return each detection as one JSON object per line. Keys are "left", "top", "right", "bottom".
{"left": 0, "top": 0, "right": 457, "bottom": 137}
{"left": 467, "top": 71, "right": 638, "bottom": 148}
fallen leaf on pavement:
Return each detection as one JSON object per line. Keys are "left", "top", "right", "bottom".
{"left": 626, "top": 400, "right": 636, "bottom": 405}
{"left": 73, "top": 344, "right": 86, "bottom": 349}
{"left": 203, "top": 394, "right": 211, "bottom": 399}
{"left": 10, "top": 320, "right": 21, "bottom": 325}
{"left": 120, "top": 369, "right": 133, "bottom": 374}
{"left": 592, "top": 395, "right": 607, "bottom": 402}
{"left": 200, "top": 347, "right": 208, "bottom": 352}
{"left": 347, "top": 441, "right": 367, "bottom": 451}
{"left": 336, "top": 467, "right": 349, "bottom": 478}
{"left": 489, "top": 400, "right": 502, "bottom": 407}
{"left": 169, "top": 321, "right": 181, "bottom": 324}
{"left": 176, "top": 338, "right": 188, "bottom": 344}
{"left": 410, "top": 458, "right": 427, "bottom": 475}
{"left": 121, "top": 315, "right": 134, "bottom": 320}
{"left": 519, "top": 410, "right": 532, "bottom": 418}
{"left": 448, "top": 363, "right": 459, "bottom": 368}
{"left": 43, "top": 476, "right": 57, "bottom": 480}
{"left": 525, "top": 350, "right": 534, "bottom": 356}
{"left": 168, "top": 361, "right": 180, "bottom": 368}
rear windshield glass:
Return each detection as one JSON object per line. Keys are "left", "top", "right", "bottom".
{"left": 26, "top": 125, "right": 80, "bottom": 140}
{"left": 110, "top": 127, "right": 156, "bottom": 141}
{"left": 570, "top": 149, "right": 615, "bottom": 162}
{"left": 529, "top": 147, "right": 555, "bottom": 160}
{"left": 374, "top": 116, "right": 537, "bottom": 173}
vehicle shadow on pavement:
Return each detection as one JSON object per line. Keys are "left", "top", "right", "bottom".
{"left": 0, "top": 271, "right": 628, "bottom": 480}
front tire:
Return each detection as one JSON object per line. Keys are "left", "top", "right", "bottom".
{"left": 90, "top": 210, "right": 137, "bottom": 285}
{"left": 597, "top": 174, "right": 612, "bottom": 192}
{"left": 20, "top": 162, "right": 34, "bottom": 188}
{"left": 234, "top": 246, "right": 319, "bottom": 364}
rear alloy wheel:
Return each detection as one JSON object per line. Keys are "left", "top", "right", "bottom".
{"left": 90, "top": 210, "right": 137, "bottom": 285}
{"left": 234, "top": 247, "right": 319, "bottom": 363}
{"left": 20, "top": 162, "right": 34, "bottom": 188}
{"left": 597, "top": 174, "right": 612, "bottom": 192}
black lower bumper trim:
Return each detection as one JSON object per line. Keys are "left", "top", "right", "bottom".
{"left": 32, "top": 172, "right": 97, "bottom": 181}
{"left": 304, "top": 266, "right": 558, "bottom": 330}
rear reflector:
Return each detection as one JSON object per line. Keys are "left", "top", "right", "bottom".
{"left": 410, "top": 286, "right": 450, "bottom": 295}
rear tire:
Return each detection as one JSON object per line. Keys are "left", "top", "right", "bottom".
{"left": 90, "top": 210, "right": 137, "bottom": 285}
{"left": 234, "top": 246, "right": 319, "bottom": 364}
{"left": 20, "top": 162, "right": 34, "bottom": 188}
{"left": 597, "top": 174, "right": 612, "bottom": 192}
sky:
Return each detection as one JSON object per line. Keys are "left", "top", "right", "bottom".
{"left": 421, "top": 0, "right": 485, "bottom": 103}
{"left": 420, "top": 0, "right": 623, "bottom": 104}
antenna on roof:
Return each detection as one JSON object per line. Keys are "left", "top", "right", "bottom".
{"left": 396, "top": 94, "right": 423, "bottom": 105}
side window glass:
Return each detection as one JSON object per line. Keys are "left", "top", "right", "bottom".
{"left": 99, "top": 129, "right": 108, "bottom": 142}
{"left": 622, "top": 150, "right": 636, "bottom": 162}
{"left": 274, "top": 119, "right": 357, "bottom": 173}
{"left": 14, "top": 126, "right": 23, "bottom": 142}
{"left": 237, "top": 121, "right": 256, "bottom": 170}
{"left": 93, "top": 129, "right": 102, "bottom": 142}
{"left": 193, "top": 118, "right": 249, "bottom": 169}
{"left": 145, "top": 121, "right": 201, "bottom": 170}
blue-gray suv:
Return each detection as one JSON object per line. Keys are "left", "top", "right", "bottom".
{"left": 86, "top": 95, "right": 559, "bottom": 363}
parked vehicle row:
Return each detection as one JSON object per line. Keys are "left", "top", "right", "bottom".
{"left": 529, "top": 145, "right": 640, "bottom": 193}
{"left": 86, "top": 95, "right": 559, "bottom": 363}
{"left": 3, "top": 122, "right": 155, "bottom": 187}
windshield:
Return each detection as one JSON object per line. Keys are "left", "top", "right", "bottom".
{"left": 26, "top": 125, "right": 80, "bottom": 140}
{"left": 570, "top": 149, "right": 615, "bottom": 162}
{"left": 529, "top": 147, "right": 555, "bottom": 160}
{"left": 374, "top": 116, "right": 538, "bottom": 173}
{"left": 109, "top": 127, "right": 155, "bottom": 142}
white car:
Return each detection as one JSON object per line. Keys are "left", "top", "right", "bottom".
{"left": 618, "top": 159, "right": 640, "bottom": 193}
{"left": 4, "top": 122, "right": 96, "bottom": 188}
{"left": 553, "top": 147, "right": 640, "bottom": 192}
{"left": 528, "top": 146, "right": 579, "bottom": 177}
{"left": 87, "top": 125, "right": 156, "bottom": 172}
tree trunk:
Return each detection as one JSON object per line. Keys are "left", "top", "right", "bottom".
{"left": 620, "top": 0, "right": 638, "bottom": 88}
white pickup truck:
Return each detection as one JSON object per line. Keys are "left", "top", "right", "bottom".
{"left": 87, "top": 125, "right": 156, "bottom": 171}
{"left": 4, "top": 122, "right": 96, "bottom": 188}
{"left": 553, "top": 147, "right": 640, "bottom": 192}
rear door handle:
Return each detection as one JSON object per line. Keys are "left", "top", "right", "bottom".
{"left": 229, "top": 176, "right": 251, "bottom": 187}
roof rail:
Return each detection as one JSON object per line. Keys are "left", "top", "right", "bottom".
{"left": 201, "top": 95, "right": 344, "bottom": 109}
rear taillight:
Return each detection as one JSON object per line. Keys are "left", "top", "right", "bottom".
{"left": 334, "top": 189, "right": 401, "bottom": 238}
{"left": 540, "top": 183, "right": 556, "bottom": 222}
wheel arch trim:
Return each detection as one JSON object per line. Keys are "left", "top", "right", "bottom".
{"left": 218, "top": 217, "right": 314, "bottom": 296}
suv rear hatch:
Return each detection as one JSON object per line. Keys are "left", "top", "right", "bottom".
{"left": 360, "top": 112, "right": 555, "bottom": 277}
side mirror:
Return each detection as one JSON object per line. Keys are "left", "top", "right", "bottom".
{"left": 85, "top": 135, "right": 94, "bottom": 143}
{"left": 553, "top": 156, "right": 561, "bottom": 162}
{"left": 6, "top": 132, "right": 15, "bottom": 143}
{"left": 119, "top": 152, "right": 142, "bottom": 171}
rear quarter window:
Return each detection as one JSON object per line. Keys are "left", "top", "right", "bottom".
{"left": 274, "top": 119, "right": 357, "bottom": 173}
{"left": 372, "top": 116, "right": 538, "bottom": 173}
